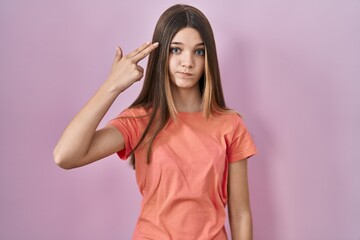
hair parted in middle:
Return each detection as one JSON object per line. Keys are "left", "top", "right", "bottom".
{"left": 128, "top": 4, "right": 229, "bottom": 168}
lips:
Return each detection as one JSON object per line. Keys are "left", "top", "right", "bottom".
{"left": 176, "top": 72, "right": 193, "bottom": 78}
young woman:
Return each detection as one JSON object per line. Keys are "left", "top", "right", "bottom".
{"left": 54, "top": 4, "right": 256, "bottom": 240}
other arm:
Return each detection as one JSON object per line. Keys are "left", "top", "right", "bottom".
{"left": 228, "top": 158, "right": 253, "bottom": 240}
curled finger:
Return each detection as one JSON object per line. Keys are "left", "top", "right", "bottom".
{"left": 137, "top": 65, "right": 144, "bottom": 74}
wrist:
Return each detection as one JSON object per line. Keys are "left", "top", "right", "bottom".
{"left": 102, "top": 78, "right": 126, "bottom": 95}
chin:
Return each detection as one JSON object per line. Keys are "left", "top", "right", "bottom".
{"left": 178, "top": 80, "right": 192, "bottom": 85}
{"left": 173, "top": 81, "right": 198, "bottom": 89}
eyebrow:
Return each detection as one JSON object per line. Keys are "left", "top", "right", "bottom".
{"left": 170, "top": 42, "right": 204, "bottom": 46}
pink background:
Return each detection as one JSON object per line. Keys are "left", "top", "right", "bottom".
{"left": 1, "top": 0, "right": 359, "bottom": 239}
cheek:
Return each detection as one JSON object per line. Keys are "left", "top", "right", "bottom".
{"left": 168, "top": 57, "right": 177, "bottom": 73}
{"left": 198, "top": 59, "right": 205, "bottom": 74}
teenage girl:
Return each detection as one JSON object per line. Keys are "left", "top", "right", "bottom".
{"left": 54, "top": 4, "right": 256, "bottom": 240}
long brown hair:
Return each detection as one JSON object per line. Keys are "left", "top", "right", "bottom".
{"left": 129, "top": 4, "right": 228, "bottom": 168}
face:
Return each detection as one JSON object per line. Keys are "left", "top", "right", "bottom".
{"left": 168, "top": 27, "right": 205, "bottom": 91}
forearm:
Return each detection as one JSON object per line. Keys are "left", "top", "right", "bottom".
{"left": 229, "top": 210, "right": 253, "bottom": 240}
{"left": 53, "top": 79, "right": 122, "bottom": 167}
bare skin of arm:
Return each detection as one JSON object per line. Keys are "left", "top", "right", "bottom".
{"left": 53, "top": 42, "right": 159, "bottom": 169}
{"left": 228, "top": 158, "right": 253, "bottom": 240}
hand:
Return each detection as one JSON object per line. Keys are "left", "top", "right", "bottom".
{"left": 107, "top": 42, "right": 159, "bottom": 92}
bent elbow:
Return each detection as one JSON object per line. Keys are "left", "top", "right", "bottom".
{"left": 53, "top": 149, "right": 76, "bottom": 170}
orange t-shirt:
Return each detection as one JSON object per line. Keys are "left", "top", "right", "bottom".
{"left": 108, "top": 107, "right": 256, "bottom": 240}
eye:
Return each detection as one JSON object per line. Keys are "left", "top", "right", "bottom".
{"left": 195, "top": 49, "right": 205, "bottom": 56}
{"left": 170, "top": 47, "right": 181, "bottom": 54}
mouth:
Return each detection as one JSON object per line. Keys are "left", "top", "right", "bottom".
{"left": 176, "top": 72, "right": 193, "bottom": 78}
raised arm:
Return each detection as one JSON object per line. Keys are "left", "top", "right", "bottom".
{"left": 228, "top": 158, "right": 253, "bottom": 240}
{"left": 53, "top": 42, "right": 159, "bottom": 169}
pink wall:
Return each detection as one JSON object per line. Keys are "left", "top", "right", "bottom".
{"left": 1, "top": 0, "right": 359, "bottom": 239}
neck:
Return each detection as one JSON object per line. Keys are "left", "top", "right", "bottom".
{"left": 171, "top": 84, "right": 202, "bottom": 112}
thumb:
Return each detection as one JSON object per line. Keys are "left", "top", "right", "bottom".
{"left": 113, "top": 46, "right": 123, "bottom": 64}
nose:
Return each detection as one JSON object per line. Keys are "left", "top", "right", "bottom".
{"left": 180, "top": 51, "right": 194, "bottom": 68}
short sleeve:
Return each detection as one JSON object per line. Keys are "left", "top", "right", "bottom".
{"left": 227, "top": 115, "right": 257, "bottom": 163}
{"left": 106, "top": 109, "right": 141, "bottom": 160}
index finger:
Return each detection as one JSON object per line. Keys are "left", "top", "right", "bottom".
{"left": 127, "top": 42, "right": 152, "bottom": 58}
{"left": 132, "top": 42, "right": 159, "bottom": 63}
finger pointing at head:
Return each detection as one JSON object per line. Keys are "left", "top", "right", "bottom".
{"left": 132, "top": 42, "right": 159, "bottom": 63}
{"left": 127, "top": 42, "right": 152, "bottom": 58}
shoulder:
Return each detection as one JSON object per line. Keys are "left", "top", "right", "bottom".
{"left": 108, "top": 106, "right": 151, "bottom": 133}
{"left": 118, "top": 106, "right": 151, "bottom": 118}
{"left": 213, "top": 109, "right": 243, "bottom": 124}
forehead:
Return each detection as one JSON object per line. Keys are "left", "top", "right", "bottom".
{"left": 171, "top": 27, "right": 203, "bottom": 44}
